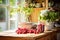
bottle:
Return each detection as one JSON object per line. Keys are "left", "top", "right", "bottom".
{"left": 37, "top": 22, "right": 44, "bottom": 33}
{"left": 41, "top": 24, "right": 45, "bottom": 32}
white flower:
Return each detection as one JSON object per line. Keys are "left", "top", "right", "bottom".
{"left": 40, "top": 9, "right": 49, "bottom": 17}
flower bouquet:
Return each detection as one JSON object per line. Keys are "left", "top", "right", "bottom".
{"left": 39, "top": 9, "right": 60, "bottom": 30}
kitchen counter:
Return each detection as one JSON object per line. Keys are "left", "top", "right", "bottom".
{"left": 0, "top": 28, "right": 58, "bottom": 40}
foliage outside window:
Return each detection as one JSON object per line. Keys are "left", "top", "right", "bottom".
{"left": 10, "top": 0, "right": 18, "bottom": 18}
{"left": 0, "top": 0, "right": 7, "bottom": 4}
{"left": 10, "top": 0, "right": 15, "bottom": 6}
{"left": 0, "top": 8, "right": 5, "bottom": 21}
{"left": 0, "top": 0, "right": 2, "bottom": 4}
{"left": 10, "top": 8, "right": 17, "bottom": 17}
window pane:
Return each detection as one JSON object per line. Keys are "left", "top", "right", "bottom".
{"left": 10, "top": 8, "right": 18, "bottom": 30}
{"left": 0, "top": 0, "right": 7, "bottom": 4}
{"left": 0, "top": 7, "right": 7, "bottom": 31}
{"left": 0, "top": 0, "right": 2, "bottom": 4}
{"left": 10, "top": 20, "right": 15, "bottom": 30}
{"left": 10, "top": 0, "right": 16, "bottom": 6}
{"left": 0, "top": 8, "right": 6, "bottom": 22}
{"left": 9, "top": 0, "right": 18, "bottom": 30}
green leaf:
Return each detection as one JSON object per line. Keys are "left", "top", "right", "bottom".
{"left": 39, "top": 10, "right": 59, "bottom": 22}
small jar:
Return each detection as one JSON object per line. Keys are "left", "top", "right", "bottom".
{"left": 42, "top": 2, "right": 45, "bottom": 8}
{"left": 35, "top": 3, "right": 41, "bottom": 8}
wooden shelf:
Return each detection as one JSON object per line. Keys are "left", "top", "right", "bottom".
{"left": 30, "top": 8, "right": 45, "bottom": 22}
{"left": 28, "top": 0, "right": 48, "bottom": 22}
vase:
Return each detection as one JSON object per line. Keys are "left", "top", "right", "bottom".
{"left": 45, "top": 21, "right": 54, "bottom": 31}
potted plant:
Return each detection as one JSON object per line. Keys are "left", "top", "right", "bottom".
{"left": 39, "top": 9, "right": 60, "bottom": 30}
{"left": 21, "top": 7, "right": 33, "bottom": 22}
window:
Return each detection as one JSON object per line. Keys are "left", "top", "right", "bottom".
{"left": 0, "top": 0, "right": 20, "bottom": 31}
{"left": 0, "top": 0, "right": 8, "bottom": 31}
{"left": 9, "top": 0, "right": 18, "bottom": 30}
{"left": 0, "top": 0, "right": 26, "bottom": 31}
{"left": 0, "top": 8, "right": 6, "bottom": 22}
{"left": 0, "top": 0, "right": 7, "bottom": 4}
{"left": 9, "top": 0, "right": 26, "bottom": 30}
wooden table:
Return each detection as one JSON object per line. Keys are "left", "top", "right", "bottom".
{"left": 0, "top": 28, "right": 58, "bottom": 40}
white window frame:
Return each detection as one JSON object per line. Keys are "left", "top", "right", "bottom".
{"left": 0, "top": 0, "right": 9, "bottom": 31}
{"left": 0, "top": 0, "right": 26, "bottom": 31}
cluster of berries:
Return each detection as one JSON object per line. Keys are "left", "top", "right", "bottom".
{"left": 16, "top": 24, "right": 44, "bottom": 34}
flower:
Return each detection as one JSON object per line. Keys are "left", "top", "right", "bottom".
{"left": 40, "top": 9, "right": 49, "bottom": 17}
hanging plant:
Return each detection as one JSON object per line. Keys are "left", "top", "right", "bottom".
{"left": 22, "top": 7, "right": 33, "bottom": 16}
{"left": 21, "top": 7, "right": 33, "bottom": 22}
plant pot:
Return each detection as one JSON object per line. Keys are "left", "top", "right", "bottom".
{"left": 45, "top": 21, "right": 54, "bottom": 31}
